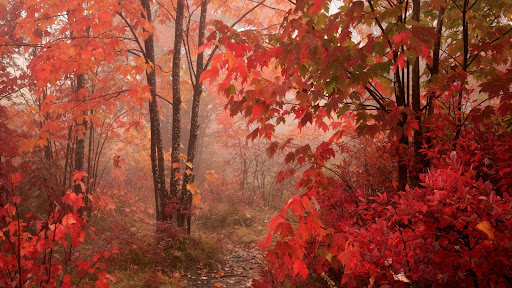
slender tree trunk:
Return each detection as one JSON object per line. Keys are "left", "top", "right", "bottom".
{"left": 63, "top": 124, "right": 73, "bottom": 193}
{"left": 393, "top": 10, "right": 410, "bottom": 191}
{"left": 179, "top": 0, "right": 207, "bottom": 233}
{"left": 172, "top": 0, "right": 185, "bottom": 227}
{"left": 150, "top": 110, "right": 161, "bottom": 221}
{"left": 141, "top": 0, "right": 168, "bottom": 221}
{"left": 42, "top": 88, "right": 52, "bottom": 162}
{"left": 395, "top": 62, "right": 408, "bottom": 191}
{"left": 424, "top": 6, "right": 445, "bottom": 168}
{"left": 69, "top": 136, "right": 75, "bottom": 190}
{"left": 410, "top": 0, "right": 422, "bottom": 186}
{"left": 454, "top": 0, "right": 469, "bottom": 145}
{"left": 85, "top": 116, "right": 94, "bottom": 208}
{"left": 74, "top": 74, "right": 87, "bottom": 194}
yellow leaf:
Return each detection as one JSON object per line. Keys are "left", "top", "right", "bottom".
{"left": 186, "top": 183, "right": 199, "bottom": 194}
{"left": 476, "top": 221, "right": 495, "bottom": 240}
{"left": 205, "top": 170, "right": 217, "bottom": 180}
{"left": 193, "top": 194, "right": 202, "bottom": 206}
{"left": 186, "top": 162, "right": 193, "bottom": 168}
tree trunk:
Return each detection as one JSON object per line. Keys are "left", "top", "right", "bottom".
{"left": 172, "top": 0, "right": 185, "bottom": 227}
{"left": 62, "top": 124, "right": 73, "bottom": 194}
{"left": 179, "top": 0, "right": 207, "bottom": 233}
{"left": 410, "top": 0, "right": 422, "bottom": 186}
{"left": 141, "top": 0, "right": 168, "bottom": 222}
{"left": 74, "top": 73, "right": 87, "bottom": 194}
{"left": 85, "top": 117, "right": 93, "bottom": 208}
{"left": 454, "top": 0, "right": 469, "bottom": 145}
{"left": 424, "top": 6, "right": 445, "bottom": 168}
{"left": 395, "top": 61, "right": 408, "bottom": 191}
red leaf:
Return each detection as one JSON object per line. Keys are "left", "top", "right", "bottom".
{"left": 393, "top": 30, "right": 413, "bottom": 44}
{"left": 260, "top": 232, "right": 272, "bottom": 250}
{"left": 293, "top": 260, "right": 309, "bottom": 278}
{"left": 10, "top": 173, "right": 22, "bottom": 187}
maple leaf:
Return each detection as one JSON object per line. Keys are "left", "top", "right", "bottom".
{"left": 62, "top": 191, "right": 86, "bottom": 211}
{"left": 186, "top": 183, "right": 199, "bottom": 194}
{"left": 260, "top": 232, "right": 272, "bottom": 250}
{"left": 476, "top": 221, "right": 495, "bottom": 240}
{"left": 200, "top": 67, "right": 219, "bottom": 83}
{"left": 293, "top": 260, "right": 309, "bottom": 278}
{"left": 393, "top": 30, "right": 413, "bottom": 44}
{"left": 72, "top": 170, "right": 88, "bottom": 182}
{"left": 252, "top": 103, "right": 265, "bottom": 117}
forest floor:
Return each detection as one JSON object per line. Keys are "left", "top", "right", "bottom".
{"left": 181, "top": 208, "right": 272, "bottom": 288}
{"left": 105, "top": 205, "right": 273, "bottom": 288}
{"left": 182, "top": 236, "right": 265, "bottom": 287}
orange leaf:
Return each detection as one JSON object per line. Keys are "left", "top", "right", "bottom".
{"left": 186, "top": 183, "right": 199, "bottom": 194}
{"left": 476, "top": 221, "right": 495, "bottom": 240}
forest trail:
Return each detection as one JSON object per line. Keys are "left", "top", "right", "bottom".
{"left": 183, "top": 238, "right": 264, "bottom": 287}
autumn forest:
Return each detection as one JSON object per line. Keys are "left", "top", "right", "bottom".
{"left": 1, "top": 0, "right": 512, "bottom": 287}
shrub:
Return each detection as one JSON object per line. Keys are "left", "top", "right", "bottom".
{"left": 0, "top": 176, "right": 116, "bottom": 288}
{"left": 259, "top": 151, "right": 512, "bottom": 287}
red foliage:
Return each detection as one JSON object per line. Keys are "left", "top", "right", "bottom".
{"left": 0, "top": 182, "right": 116, "bottom": 287}
{"left": 258, "top": 125, "right": 512, "bottom": 287}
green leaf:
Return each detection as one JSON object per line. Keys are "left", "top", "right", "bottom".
{"left": 337, "top": 105, "right": 351, "bottom": 118}
{"left": 225, "top": 84, "right": 236, "bottom": 96}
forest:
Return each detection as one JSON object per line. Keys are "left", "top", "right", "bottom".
{"left": 1, "top": 0, "right": 512, "bottom": 287}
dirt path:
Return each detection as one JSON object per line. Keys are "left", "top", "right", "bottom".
{"left": 183, "top": 240, "right": 264, "bottom": 288}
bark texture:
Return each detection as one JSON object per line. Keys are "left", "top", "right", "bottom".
{"left": 171, "top": 0, "right": 185, "bottom": 225}
{"left": 141, "top": 0, "right": 168, "bottom": 221}
{"left": 179, "top": 0, "right": 207, "bottom": 233}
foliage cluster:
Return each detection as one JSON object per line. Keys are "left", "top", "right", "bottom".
{"left": 1, "top": 177, "right": 116, "bottom": 288}
{"left": 206, "top": 0, "right": 512, "bottom": 286}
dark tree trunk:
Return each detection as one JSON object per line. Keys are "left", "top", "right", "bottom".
{"left": 74, "top": 73, "right": 87, "bottom": 194}
{"left": 410, "top": 0, "right": 422, "bottom": 186}
{"left": 454, "top": 0, "right": 470, "bottom": 145}
{"left": 63, "top": 124, "right": 73, "bottom": 193}
{"left": 141, "top": 0, "right": 168, "bottom": 222}
{"left": 172, "top": 0, "right": 185, "bottom": 227}
{"left": 424, "top": 6, "right": 445, "bottom": 168}
{"left": 42, "top": 88, "right": 52, "bottom": 162}
{"left": 85, "top": 117, "right": 93, "bottom": 208}
{"left": 395, "top": 61, "right": 408, "bottom": 191}
{"left": 179, "top": 0, "right": 207, "bottom": 234}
